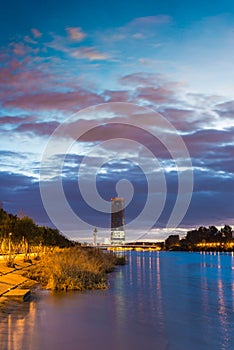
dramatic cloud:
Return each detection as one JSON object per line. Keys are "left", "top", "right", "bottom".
{"left": 0, "top": 4, "right": 233, "bottom": 240}
{"left": 0, "top": 171, "right": 50, "bottom": 224}
{"left": 3, "top": 89, "right": 104, "bottom": 112}
{"left": 119, "top": 73, "right": 184, "bottom": 106}
{"left": 0, "top": 62, "right": 55, "bottom": 102}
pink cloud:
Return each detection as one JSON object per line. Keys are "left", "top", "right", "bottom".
{"left": 11, "top": 43, "right": 27, "bottom": 56}
{"left": 4, "top": 89, "right": 104, "bottom": 112}
{"left": 24, "top": 36, "right": 37, "bottom": 45}
{"left": 9, "top": 42, "right": 39, "bottom": 56}
{"left": 183, "top": 128, "right": 234, "bottom": 158}
{"left": 0, "top": 62, "right": 54, "bottom": 101}
{"left": 16, "top": 121, "right": 59, "bottom": 136}
{"left": 136, "top": 86, "right": 176, "bottom": 104}
{"left": 71, "top": 47, "right": 109, "bottom": 61}
{"left": 61, "top": 118, "right": 234, "bottom": 174}
{"left": 161, "top": 108, "right": 211, "bottom": 131}
{"left": 129, "top": 15, "right": 172, "bottom": 27}
{"left": 119, "top": 73, "right": 184, "bottom": 106}
{"left": 119, "top": 72, "right": 165, "bottom": 87}
{"left": 46, "top": 35, "right": 69, "bottom": 53}
{"left": 104, "top": 90, "right": 130, "bottom": 102}
{"left": 66, "top": 27, "right": 86, "bottom": 42}
{"left": 98, "top": 15, "right": 171, "bottom": 46}
{"left": 31, "top": 28, "right": 42, "bottom": 38}
{"left": 53, "top": 117, "right": 173, "bottom": 161}
{"left": 9, "top": 60, "right": 22, "bottom": 70}
{"left": 0, "top": 116, "right": 32, "bottom": 125}
{"left": 46, "top": 35, "right": 107, "bottom": 62}
{"left": 132, "top": 33, "right": 145, "bottom": 39}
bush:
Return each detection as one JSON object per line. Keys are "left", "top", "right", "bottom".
{"left": 24, "top": 247, "right": 125, "bottom": 291}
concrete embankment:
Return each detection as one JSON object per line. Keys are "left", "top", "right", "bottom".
{"left": 0, "top": 255, "right": 37, "bottom": 302}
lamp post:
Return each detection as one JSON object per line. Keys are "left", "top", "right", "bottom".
{"left": 7, "top": 232, "right": 13, "bottom": 267}
{"left": 9, "top": 232, "right": 12, "bottom": 255}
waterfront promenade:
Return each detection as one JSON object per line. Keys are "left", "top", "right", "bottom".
{"left": 0, "top": 255, "right": 35, "bottom": 301}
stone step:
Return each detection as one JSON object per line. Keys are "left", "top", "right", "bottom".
{"left": 4, "top": 288, "right": 30, "bottom": 301}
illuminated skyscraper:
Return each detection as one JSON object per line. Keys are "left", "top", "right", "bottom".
{"left": 111, "top": 197, "right": 125, "bottom": 245}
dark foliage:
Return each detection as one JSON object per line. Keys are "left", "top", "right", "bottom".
{"left": 0, "top": 208, "right": 73, "bottom": 248}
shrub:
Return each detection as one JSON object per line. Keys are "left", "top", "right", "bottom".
{"left": 24, "top": 247, "right": 125, "bottom": 291}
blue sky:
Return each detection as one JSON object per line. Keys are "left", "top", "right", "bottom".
{"left": 0, "top": 0, "right": 233, "bottom": 242}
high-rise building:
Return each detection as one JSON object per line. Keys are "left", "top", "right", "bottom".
{"left": 111, "top": 197, "right": 125, "bottom": 245}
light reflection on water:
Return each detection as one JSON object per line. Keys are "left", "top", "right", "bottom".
{"left": 0, "top": 251, "right": 234, "bottom": 350}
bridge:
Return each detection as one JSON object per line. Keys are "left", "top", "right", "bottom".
{"left": 92, "top": 242, "right": 164, "bottom": 251}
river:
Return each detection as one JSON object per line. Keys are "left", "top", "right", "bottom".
{"left": 0, "top": 251, "right": 234, "bottom": 350}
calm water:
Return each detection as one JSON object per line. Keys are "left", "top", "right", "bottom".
{"left": 1, "top": 251, "right": 234, "bottom": 350}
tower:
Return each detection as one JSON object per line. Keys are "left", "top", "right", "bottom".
{"left": 111, "top": 197, "right": 125, "bottom": 245}
{"left": 93, "top": 227, "right": 97, "bottom": 246}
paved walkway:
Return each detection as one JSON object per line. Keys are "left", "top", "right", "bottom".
{"left": 0, "top": 256, "right": 36, "bottom": 299}
{"left": 0, "top": 273, "right": 28, "bottom": 296}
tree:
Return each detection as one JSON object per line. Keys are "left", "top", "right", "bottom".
{"left": 221, "top": 225, "right": 233, "bottom": 241}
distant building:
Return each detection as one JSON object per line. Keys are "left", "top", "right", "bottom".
{"left": 93, "top": 227, "right": 97, "bottom": 246}
{"left": 111, "top": 197, "right": 125, "bottom": 245}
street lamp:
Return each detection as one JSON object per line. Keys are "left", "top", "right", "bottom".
{"left": 9, "top": 232, "right": 12, "bottom": 254}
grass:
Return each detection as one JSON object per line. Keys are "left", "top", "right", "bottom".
{"left": 23, "top": 247, "right": 126, "bottom": 291}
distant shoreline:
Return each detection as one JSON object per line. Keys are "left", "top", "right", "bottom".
{"left": 106, "top": 245, "right": 234, "bottom": 253}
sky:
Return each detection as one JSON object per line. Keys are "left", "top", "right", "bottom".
{"left": 0, "top": 0, "right": 233, "bottom": 242}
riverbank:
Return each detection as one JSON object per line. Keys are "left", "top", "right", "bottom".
{"left": 23, "top": 247, "right": 125, "bottom": 291}
{"left": 0, "top": 248, "right": 125, "bottom": 318}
